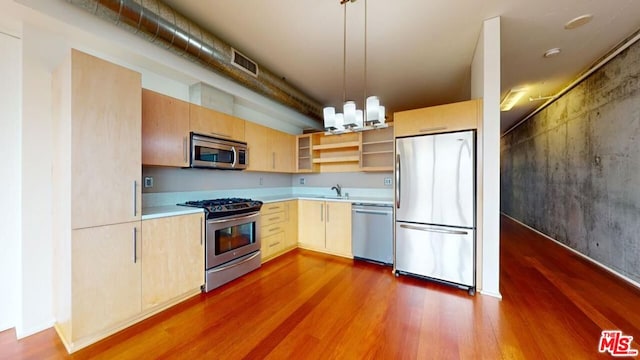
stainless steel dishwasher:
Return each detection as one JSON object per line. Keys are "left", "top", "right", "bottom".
{"left": 351, "top": 203, "right": 393, "bottom": 265}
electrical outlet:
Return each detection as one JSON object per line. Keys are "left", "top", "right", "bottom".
{"left": 384, "top": 177, "right": 392, "bottom": 186}
{"left": 259, "top": 177, "right": 263, "bottom": 185}
{"left": 299, "top": 177, "right": 306, "bottom": 185}
{"left": 144, "top": 176, "right": 154, "bottom": 188}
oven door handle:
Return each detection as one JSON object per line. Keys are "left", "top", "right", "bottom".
{"left": 207, "top": 212, "right": 259, "bottom": 224}
{"left": 207, "top": 252, "right": 261, "bottom": 274}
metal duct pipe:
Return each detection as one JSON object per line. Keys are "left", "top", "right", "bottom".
{"left": 68, "top": 0, "right": 324, "bottom": 124}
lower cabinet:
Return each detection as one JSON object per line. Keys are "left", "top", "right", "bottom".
{"left": 55, "top": 213, "right": 204, "bottom": 353}
{"left": 260, "top": 200, "right": 298, "bottom": 262}
{"left": 141, "top": 212, "right": 204, "bottom": 310}
{"left": 298, "top": 200, "right": 352, "bottom": 258}
{"left": 69, "top": 221, "right": 142, "bottom": 343}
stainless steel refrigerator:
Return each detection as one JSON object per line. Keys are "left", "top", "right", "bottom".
{"left": 394, "top": 130, "right": 476, "bottom": 295}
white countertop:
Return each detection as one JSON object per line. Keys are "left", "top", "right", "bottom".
{"left": 142, "top": 194, "right": 393, "bottom": 219}
{"left": 142, "top": 205, "right": 204, "bottom": 220}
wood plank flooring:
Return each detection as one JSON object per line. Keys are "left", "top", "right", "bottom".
{"left": 1, "top": 215, "right": 639, "bottom": 359}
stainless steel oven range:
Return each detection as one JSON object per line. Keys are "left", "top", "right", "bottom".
{"left": 178, "top": 198, "right": 263, "bottom": 292}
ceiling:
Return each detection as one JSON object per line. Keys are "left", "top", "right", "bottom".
{"left": 155, "top": 0, "right": 640, "bottom": 133}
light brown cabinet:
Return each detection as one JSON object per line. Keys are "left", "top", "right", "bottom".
{"left": 52, "top": 49, "right": 143, "bottom": 352}
{"left": 394, "top": 99, "right": 481, "bottom": 137}
{"left": 142, "top": 89, "right": 190, "bottom": 167}
{"left": 189, "top": 104, "right": 245, "bottom": 141}
{"left": 70, "top": 222, "right": 142, "bottom": 343}
{"left": 260, "top": 200, "right": 298, "bottom": 261}
{"left": 298, "top": 200, "right": 352, "bottom": 258}
{"left": 141, "top": 213, "right": 204, "bottom": 310}
{"left": 55, "top": 49, "right": 142, "bottom": 230}
{"left": 296, "top": 134, "right": 317, "bottom": 173}
{"left": 245, "top": 121, "right": 295, "bottom": 172}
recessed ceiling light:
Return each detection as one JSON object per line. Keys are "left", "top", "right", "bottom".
{"left": 544, "top": 48, "right": 561, "bottom": 58}
{"left": 565, "top": 14, "right": 593, "bottom": 30}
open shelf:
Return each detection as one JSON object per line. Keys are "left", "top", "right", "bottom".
{"left": 362, "top": 150, "right": 394, "bottom": 156}
{"left": 312, "top": 141, "right": 360, "bottom": 150}
{"left": 362, "top": 139, "right": 393, "bottom": 146}
{"left": 312, "top": 156, "right": 360, "bottom": 164}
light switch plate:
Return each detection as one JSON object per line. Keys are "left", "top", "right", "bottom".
{"left": 299, "top": 177, "right": 306, "bottom": 185}
{"left": 384, "top": 177, "right": 392, "bottom": 186}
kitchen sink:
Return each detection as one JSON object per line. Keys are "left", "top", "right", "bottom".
{"left": 316, "top": 195, "right": 348, "bottom": 200}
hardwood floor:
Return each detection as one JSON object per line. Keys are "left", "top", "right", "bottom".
{"left": 2, "top": 215, "right": 639, "bottom": 359}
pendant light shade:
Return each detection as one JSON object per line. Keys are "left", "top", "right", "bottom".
{"left": 335, "top": 113, "right": 344, "bottom": 129}
{"left": 366, "top": 95, "right": 379, "bottom": 123}
{"left": 355, "top": 109, "right": 364, "bottom": 128}
{"left": 323, "top": 106, "right": 336, "bottom": 130}
{"left": 343, "top": 101, "right": 357, "bottom": 127}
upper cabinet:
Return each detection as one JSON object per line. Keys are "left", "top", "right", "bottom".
{"left": 245, "top": 121, "right": 295, "bottom": 173}
{"left": 189, "top": 104, "right": 245, "bottom": 141}
{"left": 142, "top": 89, "right": 190, "bottom": 167}
{"left": 394, "top": 99, "right": 481, "bottom": 137}
{"left": 296, "top": 134, "right": 317, "bottom": 173}
{"left": 54, "top": 49, "right": 142, "bottom": 229}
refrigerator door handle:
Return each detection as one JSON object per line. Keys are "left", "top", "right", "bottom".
{"left": 395, "top": 153, "right": 401, "bottom": 209}
{"left": 400, "top": 224, "right": 468, "bottom": 236}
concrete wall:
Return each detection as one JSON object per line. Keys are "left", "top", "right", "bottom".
{"left": 501, "top": 37, "right": 640, "bottom": 285}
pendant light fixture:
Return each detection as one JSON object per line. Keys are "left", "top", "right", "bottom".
{"left": 323, "top": 0, "right": 385, "bottom": 133}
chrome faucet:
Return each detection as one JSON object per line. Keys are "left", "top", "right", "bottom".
{"left": 331, "top": 184, "right": 342, "bottom": 197}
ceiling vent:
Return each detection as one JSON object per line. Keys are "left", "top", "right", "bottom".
{"left": 232, "top": 48, "right": 259, "bottom": 77}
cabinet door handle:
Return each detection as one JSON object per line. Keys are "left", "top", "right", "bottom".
{"left": 320, "top": 203, "right": 324, "bottom": 222}
{"left": 268, "top": 217, "right": 280, "bottom": 222}
{"left": 326, "top": 203, "right": 330, "bottom": 223}
{"left": 132, "top": 180, "right": 137, "bottom": 217}
{"left": 200, "top": 216, "right": 204, "bottom": 246}
{"left": 269, "top": 241, "right": 281, "bottom": 248}
{"left": 272, "top": 152, "right": 276, "bottom": 169}
{"left": 133, "top": 227, "right": 137, "bottom": 263}
{"left": 183, "top": 136, "right": 188, "bottom": 163}
{"left": 419, "top": 126, "right": 447, "bottom": 133}
{"left": 268, "top": 227, "right": 281, "bottom": 232}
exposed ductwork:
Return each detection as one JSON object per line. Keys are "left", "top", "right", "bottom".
{"left": 68, "top": 0, "right": 324, "bottom": 124}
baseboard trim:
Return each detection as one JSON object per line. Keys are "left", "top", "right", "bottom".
{"left": 479, "top": 290, "right": 503, "bottom": 300}
{"left": 501, "top": 213, "right": 640, "bottom": 290}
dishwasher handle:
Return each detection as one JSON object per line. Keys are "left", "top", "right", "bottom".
{"left": 354, "top": 209, "right": 391, "bottom": 216}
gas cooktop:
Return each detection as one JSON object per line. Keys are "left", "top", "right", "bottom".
{"left": 178, "top": 198, "right": 263, "bottom": 219}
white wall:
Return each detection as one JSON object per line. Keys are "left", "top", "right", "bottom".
{"left": 19, "top": 23, "right": 57, "bottom": 337}
{"left": 0, "top": 29, "right": 23, "bottom": 333}
{"left": 471, "top": 17, "right": 501, "bottom": 298}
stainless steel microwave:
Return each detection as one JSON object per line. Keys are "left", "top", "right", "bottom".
{"left": 190, "top": 133, "right": 248, "bottom": 170}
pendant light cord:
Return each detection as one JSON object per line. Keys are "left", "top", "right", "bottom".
{"left": 364, "top": 0, "right": 367, "bottom": 107}
{"left": 342, "top": 2, "right": 347, "bottom": 103}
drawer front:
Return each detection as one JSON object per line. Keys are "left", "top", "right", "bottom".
{"left": 262, "top": 231, "right": 285, "bottom": 258}
{"left": 261, "top": 211, "right": 286, "bottom": 226}
{"left": 262, "top": 222, "right": 285, "bottom": 237}
{"left": 261, "top": 202, "right": 286, "bottom": 215}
